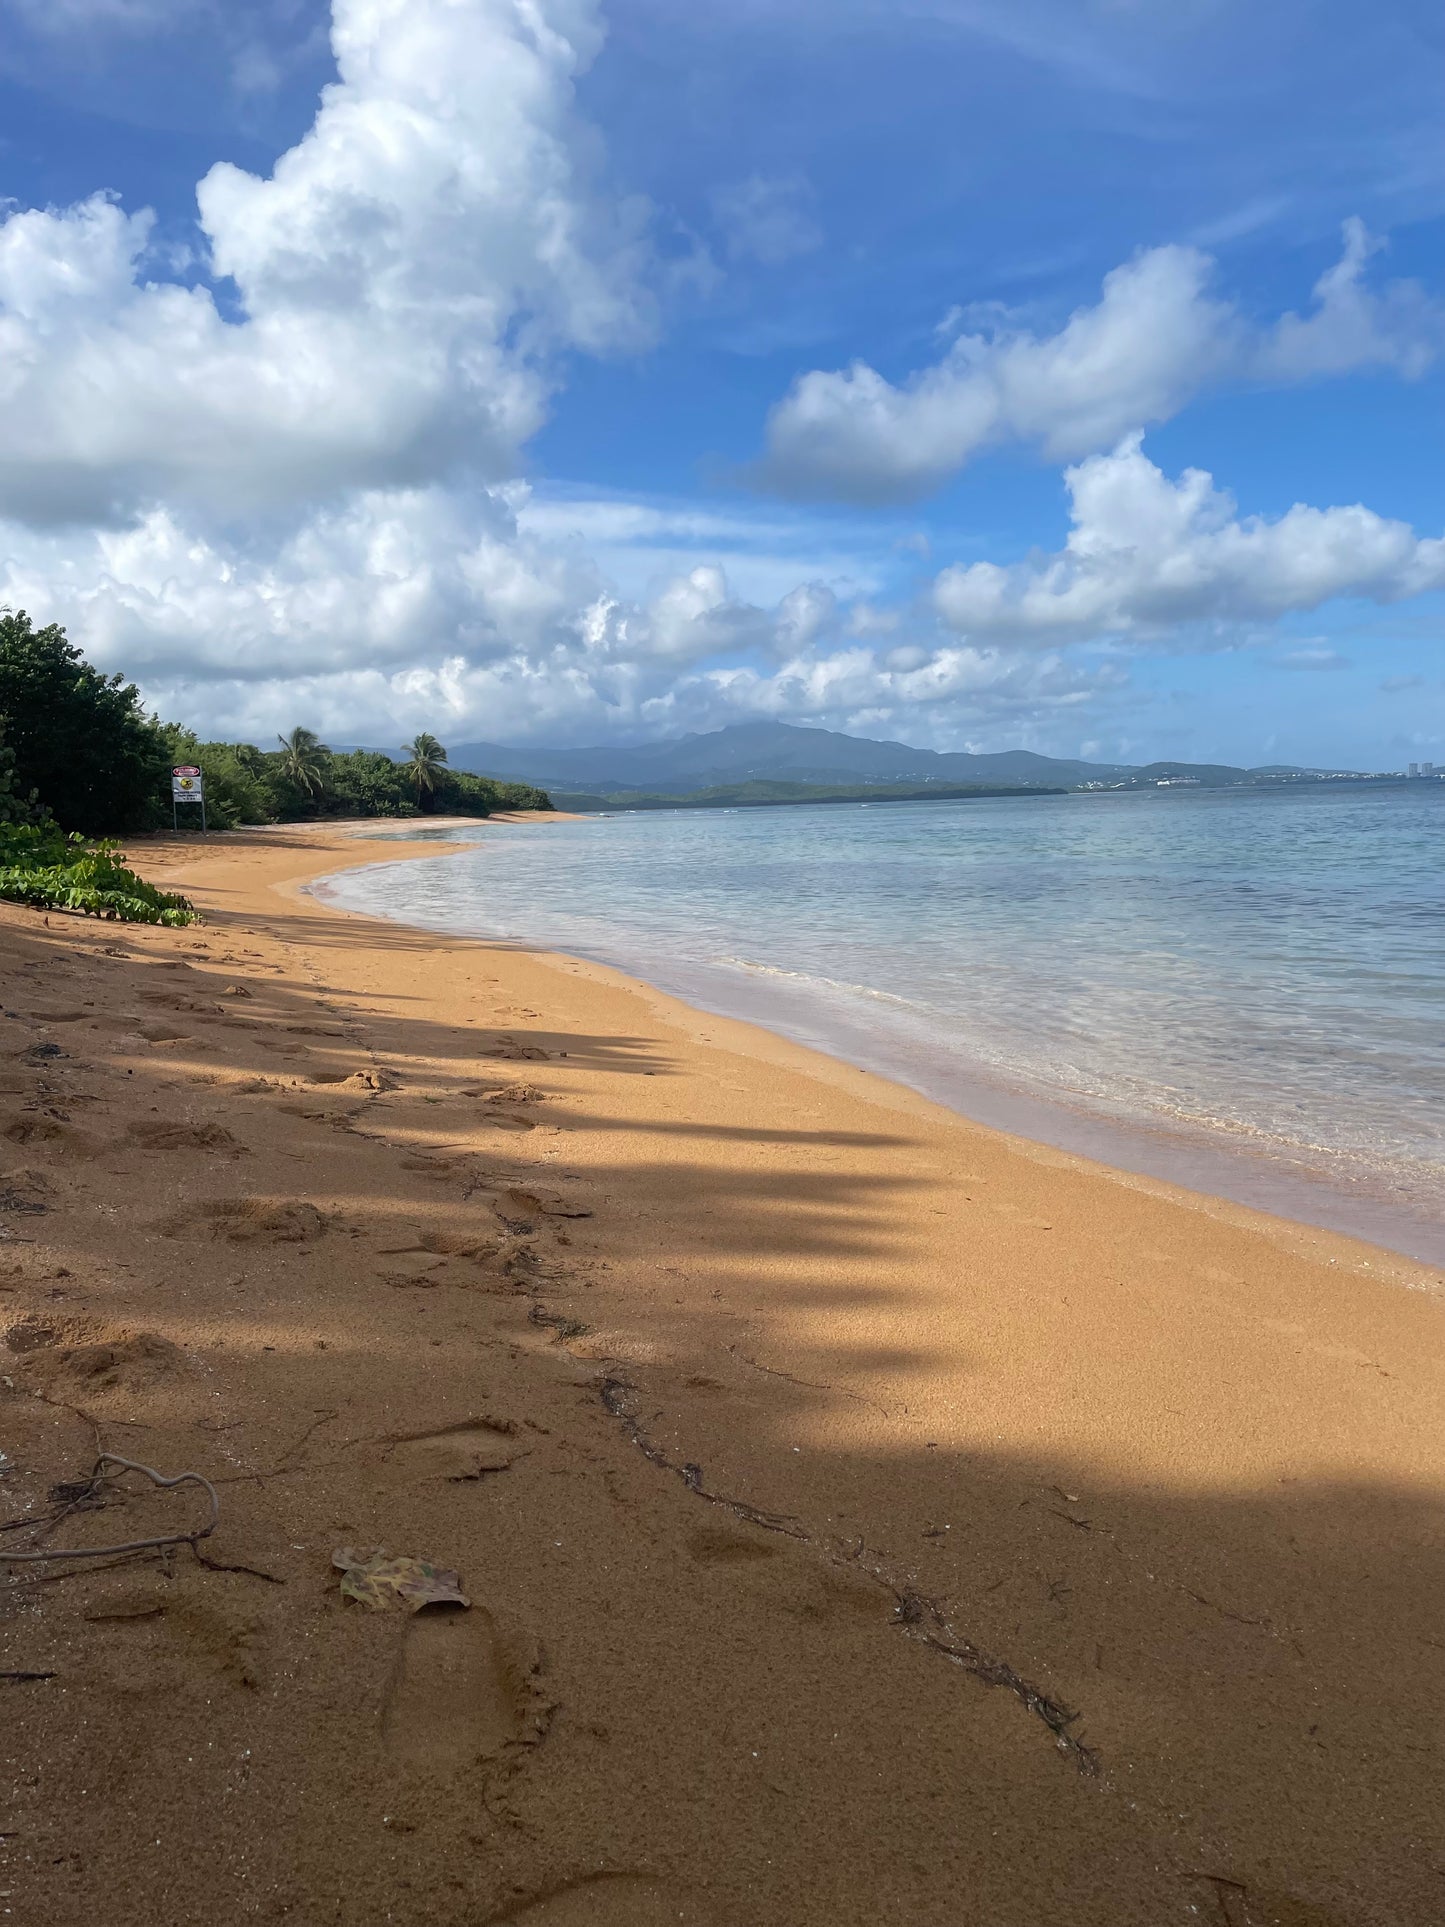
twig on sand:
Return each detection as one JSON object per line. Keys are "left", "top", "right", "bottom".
{"left": 191, "top": 1546, "right": 286, "bottom": 1584}
{"left": 597, "top": 1371, "right": 1100, "bottom": 1775}
{"left": 0, "top": 1455, "right": 218, "bottom": 1564}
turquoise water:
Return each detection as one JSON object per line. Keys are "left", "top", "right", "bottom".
{"left": 322, "top": 786, "right": 1445, "bottom": 1267}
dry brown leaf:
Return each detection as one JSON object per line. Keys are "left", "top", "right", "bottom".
{"left": 332, "top": 1546, "right": 470, "bottom": 1611}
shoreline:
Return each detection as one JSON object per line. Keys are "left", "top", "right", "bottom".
{"left": 314, "top": 821, "right": 1445, "bottom": 1275}
{"left": 4, "top": 820, "right": 1443, "bottom": 1925}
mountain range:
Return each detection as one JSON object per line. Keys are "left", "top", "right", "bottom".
{"left": 432, "top": 722, "right": 1333, "bottom": 796}
{"left": 441, "top": 722, "right": 1130, "bottom": 793}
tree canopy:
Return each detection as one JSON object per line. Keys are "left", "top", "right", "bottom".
{"left": 0, "top": 609, "right": 171, "bottom": 833}
{"left": 0, "top": 609, "right": 550, "bottom": 834}
{"left": 277, "top": 726, "right": 331, "bottom": 796}
{"left": 402, "top": 732, "right": 448, "bottom": 806}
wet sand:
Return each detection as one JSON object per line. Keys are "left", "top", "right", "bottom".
{"left": 2, "top": 819, "right": 1442, "bottom": 1927}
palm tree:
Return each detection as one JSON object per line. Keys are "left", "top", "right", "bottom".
{"left": 277, "top": 726, "right": 330, "bottom": 798}
{"left": 402, "top": 733, "right": 448, "bottom": 809}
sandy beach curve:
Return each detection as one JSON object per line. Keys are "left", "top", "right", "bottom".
{"left": 2, "top": 819, "right": 1442, "bottom": 1927}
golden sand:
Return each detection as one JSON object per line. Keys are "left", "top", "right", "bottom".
{"left": 1, "top": 820, "right": 1441, "bottom": 1926}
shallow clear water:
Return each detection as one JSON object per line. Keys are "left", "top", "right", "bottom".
{"left": 321, "top": 787, "right": 1445, "bottom": 1266}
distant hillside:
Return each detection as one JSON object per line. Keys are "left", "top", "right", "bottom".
{"left": 447, "top": 721, "right": 1133, "bottom": 794}
{"left": 1092, "top": 762, "right": 1366, "bottom": 790}
{"left": 334, "top": 723, "right": 1378, "bottom": 799}
{"left": 551, "top": 779, "right": 1066, "bottom": 812}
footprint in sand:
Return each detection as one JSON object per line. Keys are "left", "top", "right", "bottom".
{"left": 685, "top": 1523, "right": 883, "bottom": 1625}
{"left": 489, "top": 1875, "right": 707, "bottom": 1926}
{"left": 1181, "top": 1878, "right": 1354, "bottom": 1927}
{"left": 0, "top": 1165, "right": 53, "bottom": 1212}
{"left": 461, "top": 1084, "right": 545, "bottom": 1105}
{"left": 126, "top": 1119, "right": 248, "bottom": 1156}
{"left": 416, "top": 1230, "right": 509, "bottom": 1259}
{"left": 160, "top": 1196, "right": 329, "bottom": 1244}
{"left": 685, "top": 1522, "right": 785, "bottom": 1567}
{"left": 399, "top": 1156, "right": 465, "bottom": 1182}
{"left": 306, "top": 1068, "right": 395, "bottom": 1091}
{"left": 99, "top": 1015, "right": 195, "bottom": 1046}
{"left": 3, "top": 1314, "right": 190, "bottom": 1400}
{"left": 506, "top": 1188, "right": 592, "bottom": 1221}
{"left": 2, "top": 1116, "right": 98, "bottom": 1153}
{"left": 382, "top": 1418, "right": 520, "bottom": 1485}
{"left": 381, "top": 1607, "right": 532, "bottom": 1771}
{"left": 484, "top": 1037, "right": 551, "bottom": 1062}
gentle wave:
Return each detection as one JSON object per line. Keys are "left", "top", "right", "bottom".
{"left": 322, "top": 786, "right": 1445, "bottom": 1266}
{"left": 715, "top": 956, "right": 927, "bottom": 1011}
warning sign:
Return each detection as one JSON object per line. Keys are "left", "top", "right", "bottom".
{"left": 171, "top": 768, "right": 205, "bottom": 802}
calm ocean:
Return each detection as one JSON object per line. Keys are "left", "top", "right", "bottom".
{"left": 320, "top": 785, "right": 1445, "bottom": 1267}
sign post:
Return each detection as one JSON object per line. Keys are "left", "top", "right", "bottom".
{"left": 171, "top": 766, "right": 206, "bottom": 832}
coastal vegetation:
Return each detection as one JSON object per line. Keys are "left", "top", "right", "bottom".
{"left": 402, "top": 732, "right": 449, "bottom": 804}
{"left": 0, "top": 824, "right": 199, "bottom": 926}
{"left": 161, "top": 731, "right": 551, "bottom": 829}
{"left": 0, "top": 607, "right": 552, "bottom": 838}
{"left": 277, "top": 725, "right": 331, "bottom": 799}
{"left": 0, "top": 608, "right": 174, "bottom": 835}
{"left": 0, "top": 606, "right": 549, "bottom": 922}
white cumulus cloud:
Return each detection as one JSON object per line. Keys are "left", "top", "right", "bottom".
{"left": 0, "top": 0, "right": 650, "bottom": 526}
{"left": 931, "top": 436, "right": 1445, "bottom": 643}
{"left": 0, "top": 479, "right": 1133, "bottom": 747}
{"left": 757, "top": 222, "right": 1445, "bottom": 503}
{"left": 0, "top": 0, "right": 1437, "bottom": 758}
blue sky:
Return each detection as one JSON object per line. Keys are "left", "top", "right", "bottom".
{"left": 0, "top": 0, "right": 1441, "bottom": 767}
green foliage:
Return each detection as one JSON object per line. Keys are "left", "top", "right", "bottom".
{"left": 261, "top": 748, "right": 548, "bottom": 822}
{"left": 434, "top": 767, "right": 551, "bottom": 816}
{"left": 323, "top": 750, "right": 420, "bottom": 819}
{"left": 0, "top": 610, "right": 552, "bottom": 835}
{"left": 0, "top": 609, "right": 172, "bottom": 833}
{"left": 402, "top": 732, "right": 448, "bottom": 807}
{"left": 160, "top": 726, "right": 273, "bottom": 829}
{"left": 0, "top": 826, "right": 198, "bottom": 925}
{"left": 0, "top": 717, "right": 44, "bottom": 827}
{"left": 276, "top": 726, "right": 331, "bottom": 800}
{"left": 149, "top": 731, "right": 555, "bottom": 828}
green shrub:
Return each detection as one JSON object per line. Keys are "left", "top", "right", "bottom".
{"left": 0, "top": 609, "right": 171, "bottom": 833}
{"left": 159, "top": 727, "right": 274, "bottom": 828}
{"left": 0, "top": 826, "right": 199, "bottom": 926}
{"left": 434, "top": 769, "right": 551, "bottom": 815}
{"left": 1, "top": 610, "right": 554, "bottom": 833}
{"left": 0, "top": 717, "right": 43, "bottom": 827}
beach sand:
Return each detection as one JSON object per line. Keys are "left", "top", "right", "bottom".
{"left": 2, "top": 820, "right": 1442, "bottom": 1927}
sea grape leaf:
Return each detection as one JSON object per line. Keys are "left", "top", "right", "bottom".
{"left": 332, "top": 1546, "right": 470, "bottom": 1611}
